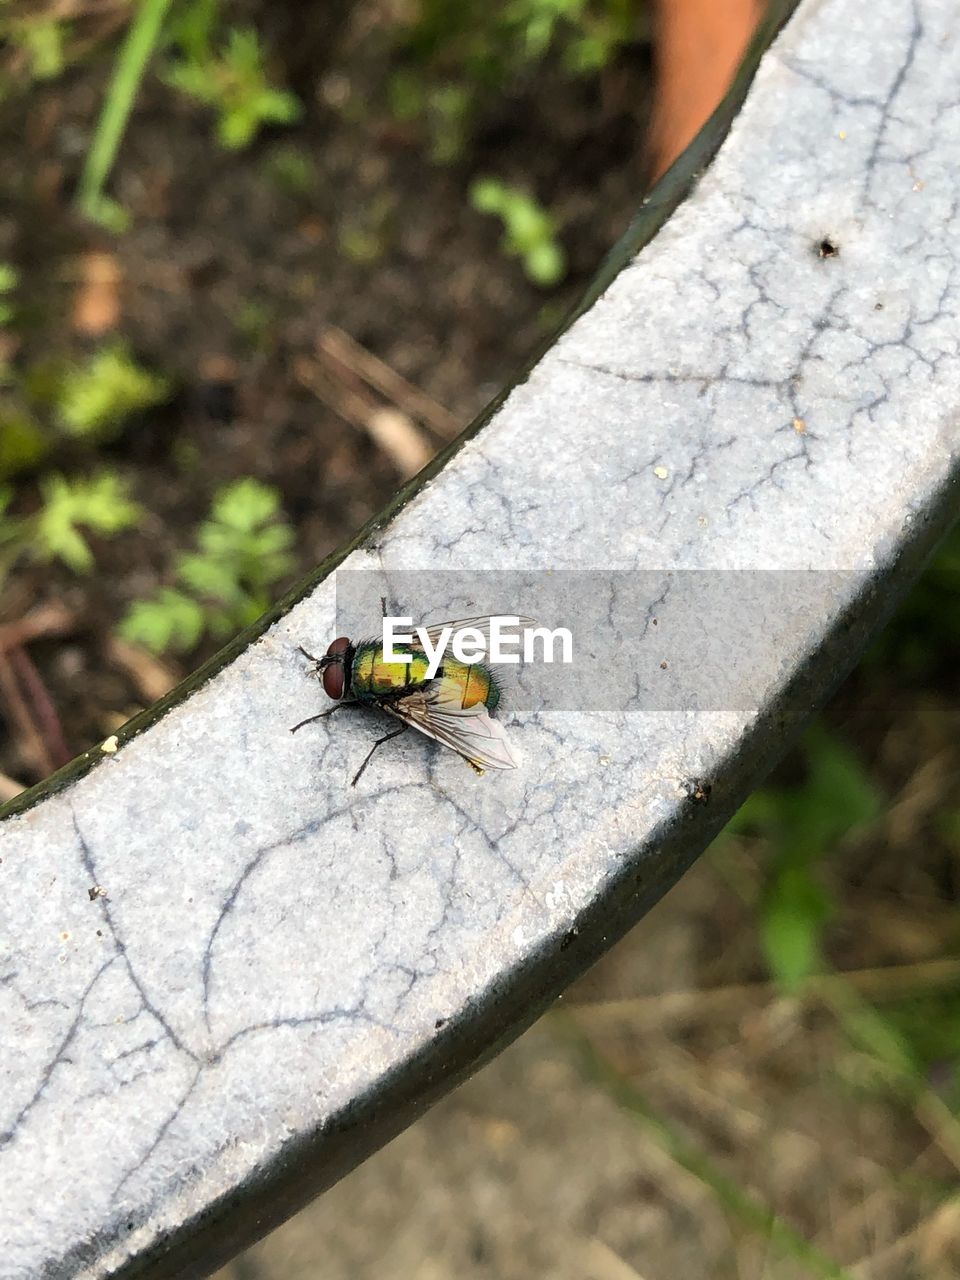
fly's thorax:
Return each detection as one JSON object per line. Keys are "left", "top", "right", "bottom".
{"left": 436, "top": 658, "right": 501, "bottom": 712}
{"left": 350, "top": 641, "right": 432, "bottom": 699}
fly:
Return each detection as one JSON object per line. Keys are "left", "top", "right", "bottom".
{"left": 292, "top": 608, "right": 530, "bottom": 786}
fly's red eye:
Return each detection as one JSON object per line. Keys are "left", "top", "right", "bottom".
{"left": 321, "top": 636, "right": 351, "bottom": 700}
{"left": 322, "top": 663, "right": 345, "bottom": 700}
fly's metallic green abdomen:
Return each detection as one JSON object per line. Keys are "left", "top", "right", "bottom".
{"left": 350, "top": 641, "right": 501, "bottom": 712}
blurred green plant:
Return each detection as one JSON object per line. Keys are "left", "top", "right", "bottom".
{"left": 74, "top": 0, "right": 298, "bottom": 228}
{"left": 120, "top": 478, "right": 295, "bottom": 654}
{"left": 165, "top": 25, "right": 301, "bottom": 150}
{"left": 470, "top": 178, "right": 566, "bottom": 286}
{"left": 34, "top": 471, "right": 142, "bottom": 571}
{"left": 712, "top": 720, "right": 960, "bottom": 1156}
{"left": 0, "top": 471, "right": 141, "bottom": 583}
{"left": 398, "top": 0, "right": 641, "bottom": 82}
{"left": 164, "top": 0, "right": 219, "bottom": 62}
{"left": 15, "top": 14, "right": 67, "bottom": 79}
{"left": 388, "top": 0, "right": 644, "bottom": 161}
{"left": 0, "top": 6, "right": 68, "bottom": 85}
{"left": 0, "top": 407, "right": 48, "bottom": 481}
{"left": 724, "top": 726, "right": 883, "bottom": 991}
{"left": 1, "top": 341, "right": 170, "bottom": 481}
{"left": 511, "top": 0, "right": 639, "bottom": 70}
{"left": 76, "top": 0, "right": 174, "bottom": 231}
{"left": 56, "top": 342, "right": 171, "bottom": 441}
{"left": 0, "top": 262, "right": 19, "bottom": 326}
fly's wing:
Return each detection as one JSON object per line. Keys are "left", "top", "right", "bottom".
{"left": 416, "top": 616, "right": 538, "bottom": 648}
{"left": 385, "top": 686, "right": 519, "bottom": 773}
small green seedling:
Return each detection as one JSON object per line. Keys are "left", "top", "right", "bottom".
{"left": 508, "top": 0, "right": 586, "bottom": 59}
{"left": 165, "top": 26, "right": 301, "bottom": 150}
{"left": 0, "top": 471, "right": 141, "bottom": 583}
{"left": 122, "top": 587, "right": 207, "bottom": 654}
{"left": 120, "top": 478, "right": 295, "bottom": 654}
{"left": 56, "top": 342, "right": 171, "bottom": 442}
{"left": 506, "top": 0, "right": 637, "bottom": 71}
{"left": 35, "top": 471, "right": 142, "bottom": 572}
{"left": 389, "top": 0, "right": 643, "bottom": 168}
{"left": 3, "top": 12, "right": 68, "bottom": 81}
{"left": 469, "top": 178, "right": 566, "bottom": 287}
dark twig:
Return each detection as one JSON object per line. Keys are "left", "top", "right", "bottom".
{"left": 6, "top": 646, "right": 72, "bottom": 768}
{"left": 0, "top": 651, "right": 55, "bottom": 779}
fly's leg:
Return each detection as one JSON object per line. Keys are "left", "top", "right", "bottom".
{"left": 351, "top": 723, "right": 409, "bottom": 787}
{"left": 298, "top": 645, "right": 322, "bottom": 665}
{"left": 289, "top": 701, "right": 359, "bottom": 734}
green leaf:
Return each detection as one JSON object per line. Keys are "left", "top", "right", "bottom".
{"left": 210, "top": 477, "right": 280, "bottom": 531}
{"left": 120, "top": 589, "right": 206, "bottom": 654}
{"left": 219, "top": 105, "right": 258, "bottom": 149}
{"left": 34, "top": 471, "right": 141, "bottom": 572}
{"left": 470, "top": 177, "right": 507, "bottom": 215}
{"left": 525, "top": 240, "right": 566, "bottom": 287}
{"left": 205, "top": 602, "right": 240, "bottom": 639}
{"left": 799, "top": 724, "right": 883, "bottom": 848}
{"left": 14, "top": 18, "right": 67, "bottom": 80}
{"left": 57, "top": 343, "right": 170, "bottom": 440}
{"left": 503, "top": 200, "right": 552, "bottom": 253}
{"left": 761, "top": 863, "right": 833, "bottom": 992}
{"left": 122, "top": 477, "right": 293, "bottom": 653}
{"left": 724, "top": 727, "right": 881, "bottom": 852}
{"left": 0, "top": 262, "right": 18, "bottom": 327}
{"left": 165, "top": 59, "right": 215, "bottom": 102}
{"left": 720, "top": 727, "right": 881, "bottom": 993}
{"left": 249, "top": 522, "right": 295, "bottom": 556}
{"left": 165, "top": 0, "right": 219, "bottom": 63}
{"left": 470, "top": 179, "right": 566, "bottom": 287}
{"left": 721, "top": 788, "right": 785, "bottom": 838}
{"left": 166, "top": 24, "right": 301, "bottom": 152}
{"left": 176, "top": 550, "right": 243, "bottom": 602}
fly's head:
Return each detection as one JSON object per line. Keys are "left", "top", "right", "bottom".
{"left": 301, "top": 637, "right": 353, "bottom": 700}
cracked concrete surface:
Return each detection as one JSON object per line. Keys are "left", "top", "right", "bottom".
{"left": 2, "top": 0, "right": 960, "bottom": 1275}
